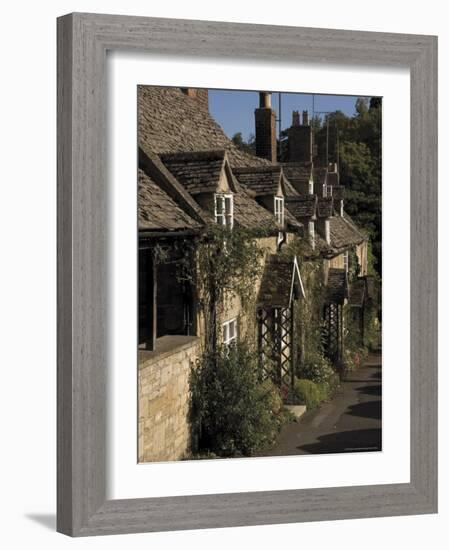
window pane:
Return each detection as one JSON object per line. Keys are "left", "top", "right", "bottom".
{"left": 216, "top": 196, "right": 224, "bottom": 214}
{"left": 225, "top": 196, "right": 232, "bottom": 213}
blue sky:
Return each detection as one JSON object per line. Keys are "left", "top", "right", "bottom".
{"left": 209, "top": 90, "right": 366, "bottom": 141}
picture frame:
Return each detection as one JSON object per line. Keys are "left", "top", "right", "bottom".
{"left": 57, "top": 12, "right": 437, "bottom": 536}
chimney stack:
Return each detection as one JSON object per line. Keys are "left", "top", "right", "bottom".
{"left": 180, "top": 88, "right": 209, "bottom": 111}
{"left": 302, "top": 110, "right": 309, "bottom": 126}
{"left": 287, "top": 109, "right": 313, "bottom": 163}
{"left": 292, "top": 110, "right": 300, "bottom": 127}
{"left": 255, "top": 92, "right": 277, "bottom": 163}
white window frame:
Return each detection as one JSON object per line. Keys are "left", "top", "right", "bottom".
{"left": 222, "top": 318, "right": 238, "bottom": 346}
{"left": 274, "top": 196, "right": 284, "bottom": 227}
{"left": 308, "top": 179, "right": 314, "bottom": 195}
{"left": 214, "top": 193, "right": 234, "bottom": 228}
{"left": 325, "top": 219, "right": 331, "bottom": 244}
{"left": 343, "top": 250, "right": 349, "bottom": 273}
{"left": 308, "top": 220, "right": 315, "bottom": 249}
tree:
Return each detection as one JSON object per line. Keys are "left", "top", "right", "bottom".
{"left": 232, "top": 132, "right": 255, "bottom": 155}
{"left": 312, "top": 97, "right": 382, "bottom": 274}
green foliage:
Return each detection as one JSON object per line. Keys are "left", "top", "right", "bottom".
{"left": 342, "top": 347, "right": 367, "bottom": 372}
{"left": 231, "top": 132, "right": 256, "bottom": 155}
{"left": 291, "top": 255, "right": 329, "bottom": 364}
{"left": 363, "top": 301, "right": 381, "bottom": 351}
{"left": 189, "top": 342, "right": 285, "bottom": 457}
{"left": 177, "top": 224, "right": 269, "bottom": 351}
{"left": 325, "top": 372, "right": 341, "bottom": 396}
{"left": 347, "top": 246, "right": 361, "bottom": 283}
{"left": 297, "top": 351, "right": 334, "bottom": 384}
{"left": 312, "top": 99, "right": 382, "bottom": 275}
{"left": 291, "top": 379, "right": 327, "bottom": 410}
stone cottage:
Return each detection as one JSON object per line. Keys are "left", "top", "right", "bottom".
{"left": 137, "top": 87, "right": 372, "bottom": 462}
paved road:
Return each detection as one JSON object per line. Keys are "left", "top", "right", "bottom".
{"left": 262, "top": 352, "right": 382, "bottom": 456}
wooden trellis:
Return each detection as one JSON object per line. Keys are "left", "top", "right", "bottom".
{"left": 257, "top": 306, "right": 295, "bottom": 388}
{"left": 324, "top": 302, "right": 344, "bottom": 363}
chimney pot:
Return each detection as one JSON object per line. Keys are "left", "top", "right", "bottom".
{"left": 292, "top": 110, "right": 300, "bottom": 127}
{"left": 259, "top": 92, "right": 272, "bottom": 109}
{"left": 302, "top": 110, "right": 309, "bottom": 126}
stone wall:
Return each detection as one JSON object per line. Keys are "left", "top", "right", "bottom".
{"left": 138, "top": 336, "right": 200, "bottom": 463}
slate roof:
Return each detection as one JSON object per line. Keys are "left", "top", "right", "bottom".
{"left": 329, "top": 214, "right": 366, "bottom": 250}
{"left": 327, "top": 268, "right": 348, "bottom": 304}
{"left": 232, "top": 166, "right": 281, "bottom": 195}
{"left": 348, "top": 278, "right": 366, "bottom": 308}
{"left": 231, "top": 166, "right": 298, "bottom": 198}
{"left": 138, "top": 86, "right": 269, "bottom": 168}
{"left": 284, "top": 209, "right": 303, "bottom": 232}
{"left": 313, "top": 166, "right": 328, "bottom": 187}
{"left": 258, "top": 255, "right": 301, "bottom": 308}
{"left": 139, "top": 147, "right": 213, "bottom": 226}
{"left": 317, "top": 197, "right": 334, "bottom": 218}
{"left": 282, "top": 163, "right": 313, "bottom": 195}
{"left": 137, "top": 85, "right": 367, "bottom": 249}
{"left": 232, "top": 187, "right": 277, "bottom": 230}
{"left": 331, "top": 185, "right": 345, "bottom": 201}
{"left": 314, "top": 233, "right": 333, "bottom": 255}
{"left": 285, "top": 195, "right": 317, "bottom": 218}
{"left": 138, "top": 168, "right": 201, "bottom": 232}
{"left": 327, "top": 172, "right": 339, "bottom": 187}
{"left": 159, "top": 150, "right": 228, "bottom": 195}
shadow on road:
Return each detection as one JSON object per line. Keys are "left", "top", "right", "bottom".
{"left": 356, "top": 384, "right": 382, "bottom": 397}
{"left": 258, "top": 352, "right": 382, "bottom": 457}
{"left": 297, "top": 428, "right": 382, "bottom": 454}
{"left": 347, "top": 400, "right": 382, "bottom": 420}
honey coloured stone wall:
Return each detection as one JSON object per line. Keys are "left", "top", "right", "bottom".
{"left": 138, "top": 336, "right": 200, "bottom": 463}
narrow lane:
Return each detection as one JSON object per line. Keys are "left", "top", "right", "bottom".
{"left": 263, "top": 351, "right": 382, "bottom": 456}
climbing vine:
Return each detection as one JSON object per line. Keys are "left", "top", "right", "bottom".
{"left": 279, "top": 238, "right": 328, "bottom": 367}
{"left": 174, "top": 223, "right": 276, "bottom": 353}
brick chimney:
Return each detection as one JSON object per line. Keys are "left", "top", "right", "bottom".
{"left": 180, "top": 88, "right": 209, "bottom": 111}
{"left": 287, "top": 109, "right": 312, "bottom": 163}
{"left": 302, "top": 110, "right": 309, "bottom": 126}
{"left": 255, "top": 92, "right": 277, "bottom": 163}
{"left": 292, "top": 110, "right": 300, "bottom": 127}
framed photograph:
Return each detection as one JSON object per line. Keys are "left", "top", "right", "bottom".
{"left": 57, "top": 13, "right": 437, "bottom": 536}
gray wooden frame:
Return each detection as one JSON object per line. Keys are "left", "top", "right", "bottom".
{"left": 57, "top": 12, "right": 438, "bottom": 537}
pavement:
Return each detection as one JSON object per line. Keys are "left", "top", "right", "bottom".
{"left": 261, "top": 351, "right": 382, "bottom": 456}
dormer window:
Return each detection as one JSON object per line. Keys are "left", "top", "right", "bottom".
{"left": 274, "top": 196, "right": 284, "bottom": 227}
{"left": 323, "top": 184, "right": 333, "bottom": 198}
{"left": 215, "top": 193, "right": 234, "bottom": 228}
